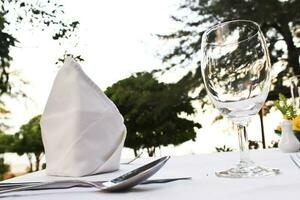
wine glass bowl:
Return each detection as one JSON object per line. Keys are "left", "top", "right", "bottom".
{"left": 201, "top": 20, "right": 279, "bottom": 178}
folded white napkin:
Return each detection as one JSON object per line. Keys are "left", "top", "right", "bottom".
{"left": 40, "top": 58, "right": 126, "bottom": 177}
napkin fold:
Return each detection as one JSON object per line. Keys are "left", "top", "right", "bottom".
{"left": 40, "top": 58, "right": 126, "bottom": 177}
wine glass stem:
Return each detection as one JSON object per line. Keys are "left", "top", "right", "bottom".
{"left": 237, "top": 124, "right": 251, "bottom": 164}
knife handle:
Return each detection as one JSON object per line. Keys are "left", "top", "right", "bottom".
{"left": 0, "top": 177, "right": 192, "bottom": 191}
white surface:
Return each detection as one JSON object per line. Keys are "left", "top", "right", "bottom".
{"left": 40, "top": 58, "right": 126, "bottom": 176}
{"left": 2, "top": 149, "right": 300, "bottom": 199}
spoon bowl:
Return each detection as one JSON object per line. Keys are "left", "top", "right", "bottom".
{"left": 102, "top": 156, "right": 170, "bottom": 191}
{"left": 0, "top": 156, "right": 170, "bottom": 194}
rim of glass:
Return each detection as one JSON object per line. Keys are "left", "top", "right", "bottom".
{"left": 202, "top": 19, "right": 261, "bottom": 47}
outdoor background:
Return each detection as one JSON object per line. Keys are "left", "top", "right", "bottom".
{"left": 1, "top": 0, "right": 299, "bottom": 179}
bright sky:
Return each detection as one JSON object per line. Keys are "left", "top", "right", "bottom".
{"left": 6, "top": 0, "right": 181, "bottom": 130}
{"left": 3, "top": 0, "right": 281, "bottom": 172}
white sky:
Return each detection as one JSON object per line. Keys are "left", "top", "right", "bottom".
{"left": 3, "top": 0, "right": 281, "bottom": 172}
{"left": 5, "top": 0, "right": 181, "bottom": 130}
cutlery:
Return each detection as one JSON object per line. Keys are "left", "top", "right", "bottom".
{"left": 290, "top": 153, "right": 300, "bottom": 169}
{"left": 0, "top": 156, "right": 171, "bottom": 194}
{"left": 0, "top": 177, "right": 191, "bottom": 190}
{"left": 121, "top": 152, "right": 143, "bottom": 165}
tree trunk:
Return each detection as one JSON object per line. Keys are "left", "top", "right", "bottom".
{"left": 35, "top": 153, "right": 44, "bottom": 171}
{"left": 259, "top": 108, "right": 266, "bottom": 149}
{"left": 275, "top": 22, "right": 300, "bottom": 75}
{"left": 26, "top": 153, "right": 33, "bottom": 172}
{"left": 147, "top": 147, "right": 156, "bottom": 157}
{"left": 133, "top": 149, "right": 138, "bottom": 157}
{"left": 34, "top": 153, "right": 40, "bottom": 171}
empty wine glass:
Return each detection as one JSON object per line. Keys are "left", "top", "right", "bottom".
{"left": 201, "top": 20, "right": 280, "bottom": 178}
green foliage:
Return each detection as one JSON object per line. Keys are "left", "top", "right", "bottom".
{"left": 274, "top": 93, "right": 297, "bottom": 120}
{"left": 0, "top": 0, "right": 80, "bottom": 96}
{"left": 268, "top": 140, "right": 279, "bottom": 149}
{"left": 55, "top": 52, "right": 84, "bottom": 66}
{"left": 248, "top": 140, "right": 260, "bottom": 150}
{"left": 0, "top": 7, "right": 15, "bottom": 96}
{"left": 160, "top": 0, "right": 300, "bottom": 104}
{"left": 0, "top": 158, "right": 9, "bottom": 180}
{"left": 105, "top": 72, "right": 201, "bottom": 156}
{"left": 0, "top": 0, "right": 80, "bottom": 133}
{"left": 0, "top": 132, "right": 13, "bottom": 153}
{"left": 11, "top": 115, "right": 44, "bottom": 172}
{"left": 0, "top": 132, "right": 13, "bottom": 179}
{"left": 215, "top": 145, "right": 233, "bottom": 152}
{"left": 0, "top": 100, "right": 10, "bottom": 131}
{"left": 212, "top": 115, "right": 224, "bottom": 124}
{"left": 216, "top": 140, "right": 262, "bottom": 152}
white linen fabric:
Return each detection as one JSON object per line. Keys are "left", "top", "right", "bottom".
{"left": 2, "top": 150, "right": 300, "bottom": 200}
{"left": 40, "top": 58, "right": 126, "bottom": 177}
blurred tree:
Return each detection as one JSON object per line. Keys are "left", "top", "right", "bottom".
{"left": 11, "top": 115, "right": 44, "bottom": 172}
{"left": 0, "top": 100, "right": 10, "bottom": 132}
{"left": 0, "top": 132, "right": 13, "bottom": 179}
{"left": 105, "top": 72, "right": 201, "bottom": 156}
{"left": 0, "top": 0, "right": 79, "bottom": 96}
{"left": 0, "top": 131, "right": 13, "bottom": 154}
{"left": 55, "top": 52, "right": 84, "bottom": 66}
{"left": 215, "top": 145, "right": 234, "bottom": 152}
{"left": 159, "top": 0, "right": 300, "bottom": 103}
{"left": 0, "top": 0, "right": 80, "bottom": 133}
{"left": 215, "top": 140, "right": 263, "bottom": 152}
{"left": 268, "top": 140, "right": 279, "bottom": 148}
{"left": 0, "top": 158, "right": 9, "bottom": 180}
{"left": 248, "top": 140, "right": 260, "bottom": 150}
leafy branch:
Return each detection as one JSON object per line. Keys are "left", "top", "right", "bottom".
{"left": 274, "top": 93, "right": 297, "bottom": 120}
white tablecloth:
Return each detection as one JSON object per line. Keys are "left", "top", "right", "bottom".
{"left": 1, "top": 149, "right": 300, "bottom": 199}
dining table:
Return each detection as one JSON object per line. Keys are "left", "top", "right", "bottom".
{"left": 1, "top": 149, "right": 299, "bottom": 200}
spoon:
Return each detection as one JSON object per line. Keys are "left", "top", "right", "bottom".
{"left": 0, "top": 156, "right": 170, "bottom": 194}
{"left": 0, "top": 177, "right": 191, "bottom": 189}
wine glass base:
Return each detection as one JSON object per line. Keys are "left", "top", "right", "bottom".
{"left": 216, "top": 162, "right": 280, "bottom": 178}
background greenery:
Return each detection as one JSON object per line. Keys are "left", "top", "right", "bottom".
{"left": 0, "top": 0, "right": 298, "bottom": 179}
{"left": 159, "top": 0, "right": 300, "bottom": 104}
